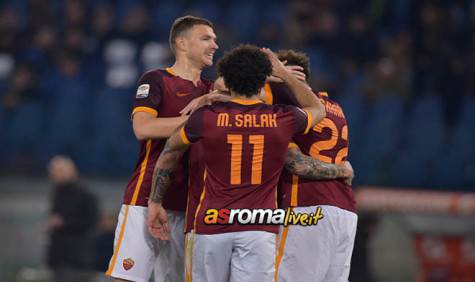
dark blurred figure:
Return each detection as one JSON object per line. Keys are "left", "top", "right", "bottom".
{"left": 90, "top": 4, "right": 116, "bottom": 52}
{"left": 64, "top": 0, "right": 87, "bottom": 29}
{"left": 46, "top": 155, "right": 99, "bottom": 282}
{"left": 349, "top": 213, "right": 379, "bottom": 282}
{"left": 93, "top": 213, "right": 116, "bottom": 272}
{"left": 119, "top": 4, "right": 151, "bottom": 46}
{"left": 2, "top": 63, "right": 38, "bottom": 109}
{"left": 0, "top": 5, "right": 21, "bottom": 53}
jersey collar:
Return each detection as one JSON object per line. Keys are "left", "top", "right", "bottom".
{"left": 230, "top": 98, "right": 264, "bottom": 105}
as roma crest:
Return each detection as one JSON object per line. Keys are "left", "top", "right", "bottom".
{"left": 123, "top": 258, "right": 135, "bottom": 271}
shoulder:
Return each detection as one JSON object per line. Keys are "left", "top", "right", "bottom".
{"left": 271, "top": 104, "right": 300, "bottom": 113}
{"left": 138, "top": 69, "right": 170, "bottom": 82}
{"left": 188, "top": 105, "right": 212, "bottom": 120}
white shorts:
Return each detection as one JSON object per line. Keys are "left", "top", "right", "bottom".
{"left": 276, "top": 205, "right": 357, "bottom": 282}
{"left": 105, "top": 205, "right": 185, "bottom": 282}
{"left": 186, "top": 231, "right": 276, "bottom": 282}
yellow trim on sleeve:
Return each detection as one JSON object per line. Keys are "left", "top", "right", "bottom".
{"left": 303, "top": 109, "right": 313, "bottom": 134}
{"left": 288, "top": 143, "right": 298, "bottom": 149}
{"left": 263, "top": 83, "right": 273, "bottom": 105}
{"left": 132, "top": 107, "right": 158, "bottom": 117}
{"left": 180, "top": 127, "right": 191, "bottom": 145}
{"left": 318, "top": 91, "right": 329, "bottom": 97}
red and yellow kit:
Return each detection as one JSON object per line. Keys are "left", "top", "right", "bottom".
{"left": 181, "top": 99, "right": 311, "bottom": 234}
{"left": 123, "top": 68, "right": 213, "bottom": 210}
{"left": 267, "top": 82, "right": 356, "bottom": 212}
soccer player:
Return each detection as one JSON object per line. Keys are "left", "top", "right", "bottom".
{"left": 106, "top": 15, "right": 220, "bottom": 282}
{"left": 147, "top": 45, "right": 328, "bottom": 281}
{"left": 270, "top": 49, "right": 358, "bottom": 282}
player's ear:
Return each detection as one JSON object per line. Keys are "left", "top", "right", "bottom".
{"left": 175, "top": 36, "right": 187, "bottom": 52}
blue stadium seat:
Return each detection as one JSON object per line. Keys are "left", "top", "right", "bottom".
{"left": 151, "top": 1, "right": 185, "bottom": 40}
{"left": 338, "top": 93, "right": 368, "bottom": 184}
{"left": 39, "top": 96, "right": 88, "bottom": 162}
{"left": 2, "top": 102, "right": 45, "bottom": 161}
{"left": 89, "top": 87, "right": 130, "bottom": 139}
{"left": 225, "top": 2, "right": 259, "bottom": 40}
{"left": 363, "top": 95, "right": 405, "bottom": 184}
{"left": 73, "top": 137, "right": 109, "bottom": 175}
{"left": 188, "top": 1, "right": 222, "bottom": 24}
{"left": 76, "top": 87, "right": 135, "bottom": 175}
{"left": 261, "top": 4, "right": 286, "bottom": 25}
{"left": 391, "top": 95, "right": 446, "bottom": 187}
{"left": 432, "top": 97, "right": 475, "bottom": 189}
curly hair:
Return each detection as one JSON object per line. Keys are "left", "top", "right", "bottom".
{"left": 276, "top": 49, "right": 310, "bottom": 79}
{"left": 217, "top": 45, "right": 272, "bottom": 97}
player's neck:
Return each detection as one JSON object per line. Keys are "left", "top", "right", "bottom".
{"left": 169, "top": 60, "right": 202, "bottom": 85}
{"left": 230, "top": 92, "right": 260, "bottom": 101}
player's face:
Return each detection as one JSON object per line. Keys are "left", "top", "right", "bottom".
{"left": 184, "top": 25, "right": 218, "bottom": 67}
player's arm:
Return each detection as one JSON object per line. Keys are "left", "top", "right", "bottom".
{"left": 133, "top": 113, "right": 188, "bottom": 140}
{"left": 262, "top": 48, "right": 325, "bottom": 127}
{"left": 285, "top": 145, "right": 354, "bottom": 185}
{"left": 179, "top": 90, "right": 231, "bottom": 116}
{"left": 147, "top": 130, "right": 190, "bottom": 240}
{"left": 132, "top": 71, "right": 190, "bottom": 140}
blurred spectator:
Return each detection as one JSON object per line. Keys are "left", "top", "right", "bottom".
{"left": 2, "top": 63, "right": 38, "bottom": 109}
{"left": 28, "top": 0, "right": 54, "bottom": 28}
{"left": 46, "top": 155, "right": 99, "bottom": 282}
{"left": 19, "top": 26, "right": 57, "bottom": 73}
{"left": 63, "top": 0, "right": 87, "bottom": 29}
{"left": 93, "top": 213, "right": 116, "bottom": 272}
{"left": 340, "top": 13, "right": 378, "bottom": 70}
{"left": 361, "top": 34, "right": 413, "bottom": 100}
{"left": 349, "top": 213, "right": 379, "bottom": 282}
{"left": 119, "top": 4, "right": 151, "bottom": 46}
{"left": 0, "top": 6, "right": 21, "bottom": 53}
{"left": 89, "top": 4, "right": 116, "bottom": 53}
{"left": 63, "top": 28, "right": 87, "bottom": 55}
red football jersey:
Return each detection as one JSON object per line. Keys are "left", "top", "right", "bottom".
{"left": 180, "top": 99, "right": 311, "bottom": 234}
{"left": 123, "top": 68, "right": 213, "bottom": 209}
{"left": 185, "top": 142, "right": 206, "bottom": 233}
{"left": 267, "top": 82, "right": 356, "bottom": 212}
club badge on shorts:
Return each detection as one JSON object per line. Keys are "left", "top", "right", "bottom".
{"left": 123, "top": 258, "right": 135, "bottom": 271}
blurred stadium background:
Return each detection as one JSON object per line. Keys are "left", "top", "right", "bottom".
{"left": 0, "top": 0, "right": 474, "bottom": 281}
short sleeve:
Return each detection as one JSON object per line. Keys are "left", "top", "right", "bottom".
{"left": 131, "top": 71, "right": 163, "bottom": 117}
{"left": 180, "top": 107, "right": 206, "bottom": 144}
{"left": 288, "top": 142, "right": 299, "bottom": 149}
{"left": 288, "top": 106, "right": 312, "bottom": 135}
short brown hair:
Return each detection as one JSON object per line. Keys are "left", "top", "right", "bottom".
{"left": 276, "top": 49, "right": 311, "bottom": 79}
{"left": 169, "top": 15, "right": 213, "bottom": 53}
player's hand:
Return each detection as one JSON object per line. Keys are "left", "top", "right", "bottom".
{"left": 339, "top": 161, "right": 354, "bottom": 186}
{"left": 180, "top": 90, "right": 231, "bottom": 116}
{"left": 262, "top": 48, "right": 289, "bottom": 80}
{"left": 147, "top": 201, "right": 170, "bottom": 240}
{"left": 213, "top": 77, "right": 229, "bottom": 93}
{"left": 268, "top": 65, "right": 306, "bottom": 83}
